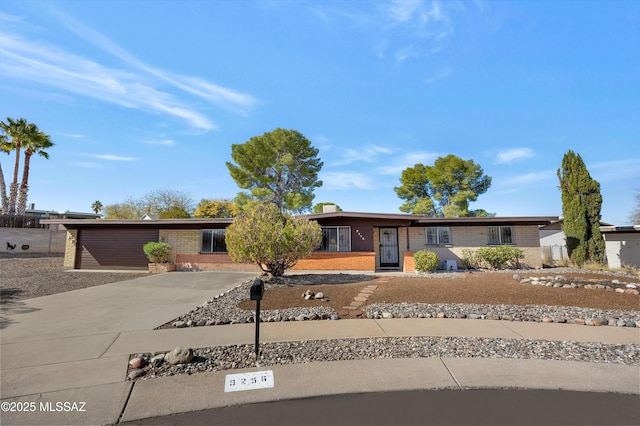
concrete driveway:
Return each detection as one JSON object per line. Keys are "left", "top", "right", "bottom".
{"left": 1, "top": 271, "right": 257, "bottom": 425}
{"left": 1, "top": 271, "right": 257, "bottom": 342}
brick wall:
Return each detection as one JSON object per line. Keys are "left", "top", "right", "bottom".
{"left": 403, "top": 225, "right": 544, "bottom": 271}
{"left": 64, "top": 230, "right": 77, "bottom": 268}
{"left": 291, "top": 252, "right": 376, "bottom": 271}
{"left": 176, "top": 253, "right": 261, "bottom": 272}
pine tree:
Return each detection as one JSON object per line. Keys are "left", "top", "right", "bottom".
{"left": 557, "top": 150, "right": 605, "bottom": 265}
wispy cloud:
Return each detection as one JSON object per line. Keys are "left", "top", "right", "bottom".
{"left": 322, "top": 172, "right": 375, "bottom": 190}
{"left": 312, "top": 0, "right": 459, "bottom": 63}
{"left": 378, "top": 151, "right": 440, "bottom": 175}
{"left": 333, "top": 145, "right": 393, "bottom": 166}
{"left": 0, "top": 8, "right": 258, "bottom": 131}
{"left": 495, "top": 148, "right": 535, "bottom": 164}
{"left": 86, "top": 154, "right": 137, "bottom": 161}
{"left": 509, "top": 171, "right": 553, "bottom": 185}
{"left": 57, "top": 132, "right": 84, "bottom": 139}
{"left": 587, "top": 158, "right": 640, "bottom": 182}
{"left": 141, "top": 139, "right": 175, "bottom": 146}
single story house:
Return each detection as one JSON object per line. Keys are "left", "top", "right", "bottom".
{"left": 43, "top": 212, "right": 558, "bottom": 272}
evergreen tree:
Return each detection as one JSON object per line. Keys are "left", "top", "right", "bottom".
{"left": 557, "top": 150, "right": 605, "bottom": 265}
{"left": 226, "top": 128, "right": 323, "bottom": 213}
{"left": 394, "top": 154, "right": 492, "bottom": 217}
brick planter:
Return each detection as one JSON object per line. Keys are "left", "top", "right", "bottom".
{"left": 148, "top": 263, "right": 176, "bottom": 273}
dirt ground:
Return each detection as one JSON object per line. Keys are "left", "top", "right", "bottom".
{"left": 240, "top": 272, "right": 640, "bottom": 312}
{"left": 2, "top": 254, "right": 639, "bottom": 312}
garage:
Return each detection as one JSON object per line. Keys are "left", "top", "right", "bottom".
{"left": 76, "top": 227, "right": 158, "bottom": 270}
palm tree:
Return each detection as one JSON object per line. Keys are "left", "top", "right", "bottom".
{"left": 91, "top": 200, "right": 103, "bottom": 214}
{"left": 0, "top": 134, "right": 10, "bottom": 215}
{"left": 16, "top": 130, "right": 54, "bottom": 215}
{"left": 0, "top": 118, "right": 42, "bottom": 215}
{"left": 0, "top": 118, "right": 53, "bottom": 215}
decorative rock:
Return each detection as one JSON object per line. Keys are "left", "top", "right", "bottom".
{"left": 574, "top": 319, "right": 586, "bottom": 325}
{"left": 129, "top": 357, "right": 145, "bottom": 369}
{"left": 295, "top": 314, "right": 307, "bottom": 321}
{"left": 314, "top": 292, "right": 325, "bottom": 299}
{"left": 615, "top": 288, "right": 625, "bottom": 293}
{"left": 150, "top": 354, "right": 165, "bottom": 368}
{"left": 437, "top": 313, "right": 446, "bottom": 319}
{"left": 173, "top": 321, "right": 186, "bottom": 328}
{"left": 625, "top": 289, "right": 639, "bottom": 295}
{"left": 330, "top": 314, "right": 340, "bottom": 320}
{"left": 127, "top": 368, "right": 146, "bottom": 380}
{"left": 382, "top": 312, "right": 394, "bottom": 319}
{"left": 165, "top": 347, "right": 194, "bottom": 365}
{"left": 542, "top": 317, "right": 553, "bottom": 323}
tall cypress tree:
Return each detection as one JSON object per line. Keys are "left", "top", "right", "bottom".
{"left": 557, "top": 150, "right": 605, "bottom": 265}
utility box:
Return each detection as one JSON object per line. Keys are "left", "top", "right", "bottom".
{"left": 445, "top": 259, "right": 458, "bottom": 271}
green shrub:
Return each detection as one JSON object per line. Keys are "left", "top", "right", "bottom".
{"left": 143, "top": 241, "right": 173, "bottom": 263}
{"left": 414, "top": 250, "right": 440, "bottom": 273}
{"left": 461, "top": 248, "right": 478, "bottom": 269}
{"left": 462, "top": 246, "right": 524, "bottom": 269}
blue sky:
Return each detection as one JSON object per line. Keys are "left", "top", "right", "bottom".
{"left": 1, "top": 0, "right": 638, "bottom": 225}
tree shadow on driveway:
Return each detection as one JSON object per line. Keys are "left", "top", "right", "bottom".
{"left": 0, "top": 287, "right": 40, "bottom": 329}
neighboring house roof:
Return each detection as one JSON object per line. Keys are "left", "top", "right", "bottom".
{"left": 44, "top": 212, "right": 558, "bottom": 228}
{"left": 600, "top": 225, "right": 640, "bottom": 233}
{"left": 25, "top": 209, "right": 101, "bottom": 219}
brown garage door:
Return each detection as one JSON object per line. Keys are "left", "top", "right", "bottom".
{"left": 76, "top": 228, "right": 159, "bottom": 270}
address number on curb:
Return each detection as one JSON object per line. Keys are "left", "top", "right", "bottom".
{"left": 224, "top": 370, "right": 274, "bottom": 392}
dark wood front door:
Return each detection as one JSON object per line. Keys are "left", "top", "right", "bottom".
{"left": 379, "top": 227, "right": 399, "bottom": 268}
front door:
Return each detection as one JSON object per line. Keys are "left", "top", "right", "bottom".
{"left": 379, "top": 227, "right": 399, "bottom": 268}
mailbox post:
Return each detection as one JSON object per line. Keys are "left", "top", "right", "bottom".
{"left": 250, "top": 279, "right": 264, "bottom": 357}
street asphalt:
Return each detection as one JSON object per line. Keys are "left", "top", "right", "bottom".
{"left": 1, "top": 271, "right": 638, "bottom": 425}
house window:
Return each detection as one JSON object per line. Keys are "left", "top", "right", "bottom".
{"left": 201, "top": 229, "right": 227, "bottom": 253}
{"left": 488, "top": 226, "right": 514, "bottom": 245}
{"left": 426, "top": 226, "right": 451, "bottom": 245}
{"left": 318, "top": 226, "right": 351, "bottom": 252}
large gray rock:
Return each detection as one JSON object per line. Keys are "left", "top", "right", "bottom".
{"left": 166, "top": 347, "right": 194, "bottom": 365}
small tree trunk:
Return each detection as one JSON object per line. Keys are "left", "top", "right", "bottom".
{"left": 0, "top": 162, "right": 8, "bottom": 215}
{"left": 16, "top": 152, "right": 32, "bottom": 216}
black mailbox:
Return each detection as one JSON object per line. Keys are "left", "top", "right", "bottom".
{"left": 250, "top": 279, "right": 264, "bottom": 301}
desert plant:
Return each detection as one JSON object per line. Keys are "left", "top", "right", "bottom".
{"left": 461, "top": 248, "right": 479, "bottom": 269}
{"left": 143, "top": 241, "right": 173, "bottom": 263}
{"left": 462, "top": 246, "right": 524, "bottom": 269}
{"left": 225, "top": 202, "right": 322, "bottom": 276}
{"left": 414, "top": 250, "right": 440, "bottom": 273}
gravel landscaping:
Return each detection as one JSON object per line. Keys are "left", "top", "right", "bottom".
{"left": 1, "top": 254, "right": 638, "bottom": 381}
{"left": 0, "top": 253, "right": 146, "bottom": 303}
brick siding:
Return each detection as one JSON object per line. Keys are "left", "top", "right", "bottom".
{"left": 291, "top": 252, "right": 376, "bottom": 271}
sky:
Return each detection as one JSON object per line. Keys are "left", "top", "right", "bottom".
{"left": 1, "top": 0, "right": 639, "bottom": 225}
